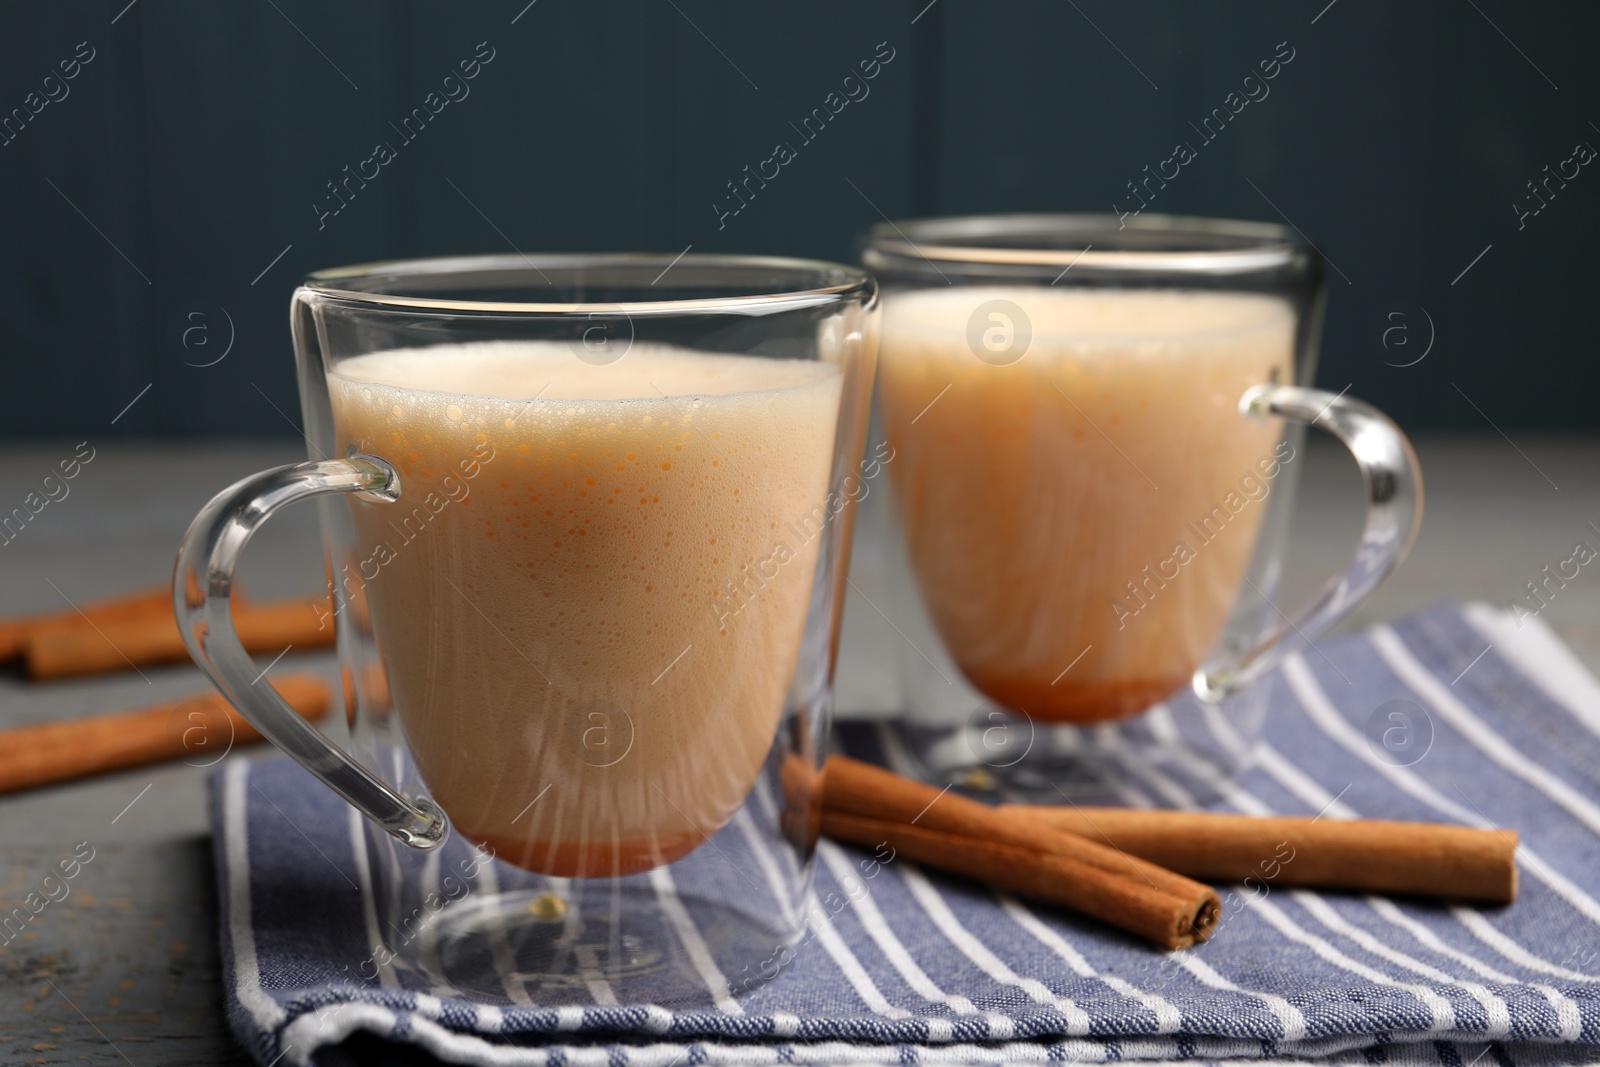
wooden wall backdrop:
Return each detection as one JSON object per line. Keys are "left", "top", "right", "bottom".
{"left": 1, "top": 0, "right": 1595, "bottom": 438}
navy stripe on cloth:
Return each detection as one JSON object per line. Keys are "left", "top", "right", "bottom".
{"left": 211, "top": 605, "right": 1600, "bottom": 1066}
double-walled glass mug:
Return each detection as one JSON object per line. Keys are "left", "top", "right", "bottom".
{"left": 175, "top": 254, "right": 877, "bottom": 1004}
{"left": 860, "top": 215, "right": 1421, "bottom": 795}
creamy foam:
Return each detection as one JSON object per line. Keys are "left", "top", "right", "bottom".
{"left": 878, "top": 287, "right": 1294, "bottom": 722}
{"left": 329, "top": 341, "right": 842, "bottom": 875}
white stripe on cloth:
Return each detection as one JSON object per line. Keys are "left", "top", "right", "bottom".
{"left": 732, "top": 806, "right": 797, "bottom": 930}
{"left": 1293, "top": 893, "right": 1511, "bottom": 1037}
{"left": 1367, "top": 900, "right": 1583, "bottom": 1041}
{"left": 806, "top": 904, "right": 911, "bottom": 1020}
{"left": 1115, "top": 741, "right": 1195, "bottom": 809}
{"left": 1249, "top": 739, "right": 1597, "bottom": 1008}
{"left": 1363, "top": 898, "right": 1515, "bottom": 983}
{"left": 1234, "top": 825, "right": 1509, "bottom": 1031}
{"left": 347, "top": 805, "right": 399, "bottom": 989}
{"left": 572, "top": 945, "right": 619, "bottom": 1008}
{"left": 1449, "top": 905, "right": 1600, "bottom": 985}
{"left": 1124, "top": 721, "right": 1464, "bottom": 1035}
{"left": 1456, "top": 608, "right": 1600, "bottom": 1015}
{"left": 769, "top": 1009, "right": 801, "bottom": 1037}
{"left": 744, "top": 770, "right": 919, "bottom": 1022}
{"left": 997, "top": 895, "right": 1184, "bottom": 1034}
{"left": 1086, "top": 724, "right": 1161, "bottom": 808}
{"left": 1249, "top": 741, "right": 1592, "bottom": 1002}
{"left": 1171, "top": 705, "right": 1579, "bottom": 1035}
{"left": 1373, "top": 623, "right": 1600, "bottom": 840}
{"left": 1463, "top": 602, "right": 1600, "bottom": 741}
{"left": 1283, "top": 653, "right": 1600, "bottom": 929}
{"left": 817, "top": 840, "right": 979, "bottom": 1018}
{"left": 417, "top": 850, "right": 465, "bottom": 1001}
{"left": 647, "top": 864, "right": 742, "bottom": 1014}
{"left": 898, "top": 865, "right": 1093, "bottom": 1035}
{"left": 1195, "top": 701, "right": 1252, "bottom": 765}
{"left": 470, "top": 859, "right": 534, "bottom": 1006}
{"left": 1135, "top": 710, "right": 1183, "bottom": 749}
{"left": 1042, "top": 706, "right": 1310, "bottom": 1040}
{"left": 1247, "top": 743, "right": 1354, "bottom": 815}
{"left": 1211, "top": 851, "right": 1461, "bottom": 1031}
{"left": 1164, "top": 710, "right": 1574, "bottom": 1036}
{"left": 221, "top": 761, "right": 287, "bottom": 1034}
{"left": 1197, "top": 706, "right": 1600, "bottom": 995}
{"left": 539, "top": 874, "right": 617, "bottom": 1007}
{"left": 734, "top": 797, "right": 903, "bottom": 1020}
{"left": 1170, "top": 952, "right": 1309, "bottom": 1042}
{"left": 748, "top": 775, "right": 803, "bottom": 885}
{"left": 889, "top": 738, "right": 1189, "bottom": 1034}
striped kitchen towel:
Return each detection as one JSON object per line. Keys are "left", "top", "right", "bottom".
{"left": 212, "top": 603, "right": 1600, "bottom": 1067}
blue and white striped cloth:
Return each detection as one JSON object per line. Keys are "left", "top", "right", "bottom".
{"left": 212, "top": 604, "right": 1600, "bottom": 1066}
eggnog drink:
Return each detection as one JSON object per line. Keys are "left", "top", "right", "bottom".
{"left": 877, "top": 287, "right": 1293, "bottom": 722}
{"left": 329, "top": 342, "right": 841, "bottom": 875}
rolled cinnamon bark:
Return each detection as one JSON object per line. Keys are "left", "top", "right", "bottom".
{"left": 823, "top": 809, "right": 1217, "bottom": 950}
{"left": 0, "top": 674, "right": 329, "bottom": 793}
{"left": 824, "top": 756, "right": 1220, "bottom": 948}
{"left": 1008, "top": 805, "right": 1518, "bottom": 904}
{"left": 24, "top": 597, "right": 334, "bottom": 680}
{"left": 0, "top": 586, "right": 174, "bottom": 662}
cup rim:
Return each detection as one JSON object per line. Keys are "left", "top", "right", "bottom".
{"left": 863, "top": 213, "right": 1307, "bottom": 275}
{"left": 301, "top": 252, "right": 876, "bottom": 315}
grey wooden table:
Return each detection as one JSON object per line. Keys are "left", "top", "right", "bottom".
{"left": 1, "top": 434, "right": 1596, "bottom": 1065}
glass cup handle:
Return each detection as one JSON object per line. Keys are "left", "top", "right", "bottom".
{"left": 173, "top": 454, "right": 448, "bottom": 848}
{"left": 1193, "top": 384, "right": 1424, "bottom": 703}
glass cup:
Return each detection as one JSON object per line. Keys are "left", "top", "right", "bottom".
{"left": 175, "top": 254, "right": 877, "bottom": 1004}
{"left": 860, "top": 214, "right": 1421, "bottom": 795}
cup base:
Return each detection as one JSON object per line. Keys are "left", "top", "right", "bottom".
{"left": 417, "top": 877, "right": 801, "bottom": 1007}
{"left": 873, "top": 687, "right": 1263, "bottom": 809}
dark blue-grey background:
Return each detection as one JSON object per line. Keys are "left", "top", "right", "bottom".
{"left": 2, "top": 0, "right": 1594, "bottom": 438}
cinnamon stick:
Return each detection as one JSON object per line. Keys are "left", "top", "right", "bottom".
{"left": 23, "top": 597, "right": 334, "bottom": 680}
{"left": 1007, "top": 805, "right": 1518, "bottom": 904}
{"left": 0, "top": 586, "right": 174, "bottom": 662}
{"left": 824, "top": 755, "right": 1220, "bottom": 949}
{"left": 824, "top": 810, "right": 1216, "bottom": 950}
{"left": 0, "top": 674, "right": 328, "bottom": 793}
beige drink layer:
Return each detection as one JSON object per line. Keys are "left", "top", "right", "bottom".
{"left": 878, "top": 287, "right": 1293, "bottom": 722}
{"left": 329, "top": 342, "right": 842, "bottom": 876}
